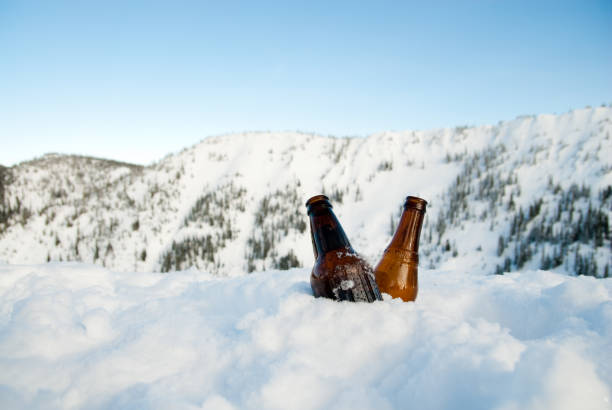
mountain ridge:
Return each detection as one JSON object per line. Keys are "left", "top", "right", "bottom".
{"left": 0, "top": 107, "right": 610, "bottom": 277}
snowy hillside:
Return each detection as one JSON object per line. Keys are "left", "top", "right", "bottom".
{"left": 0, "top": 263, "right": 610, "bottom": 409}
{"left": 0, "top": 107, "right": 610, "bottom": 277}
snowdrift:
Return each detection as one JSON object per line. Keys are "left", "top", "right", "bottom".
{"left": 0, "top": 263, "right": 610, "bottom": 409}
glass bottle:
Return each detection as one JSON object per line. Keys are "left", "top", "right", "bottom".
{"left": 306, "top": 195, "right": 382, "bottom": 302}
{"left": 374, "top": 196, "right": 427, "bottom": 301}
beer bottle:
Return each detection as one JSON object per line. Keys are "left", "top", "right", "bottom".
{"left": 306, "top": 195, "right": 382, "bottom": 302}
{"left": 374, "top": 196, "right": 427, "bottom": 301}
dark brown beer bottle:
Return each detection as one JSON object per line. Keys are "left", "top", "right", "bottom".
{"left": 374, "top": 196, "right": 427, "bottom": 301}
{"left": 306, "top": 195, "right": 382, "bottom": 302}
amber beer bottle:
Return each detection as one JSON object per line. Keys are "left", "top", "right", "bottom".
{"left": 374, "top": 196, "right": 427, "bottom": 301}
{"left": 306, "top": 195, "right": 382, "bottom": 302}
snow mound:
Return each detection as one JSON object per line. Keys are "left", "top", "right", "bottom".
{"left": 0, "top": 263, "right": 610, "bottom": 409}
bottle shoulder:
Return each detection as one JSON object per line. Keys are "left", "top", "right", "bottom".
{"left": 379, "top": 247, "right": 418, "bottom": 263}
{"left": 312, "top": 248, "right": 373, "bottom": 278}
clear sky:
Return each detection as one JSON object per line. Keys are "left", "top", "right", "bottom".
{"left": 1, "top": 0, "right": 611, "bottom": 166}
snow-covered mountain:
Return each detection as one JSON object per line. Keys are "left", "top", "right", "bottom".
{"left": 0, "top": 107, "right": 610, "bottom": 277}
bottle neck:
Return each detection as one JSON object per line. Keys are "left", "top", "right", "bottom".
{"left": 308, "top": 205, "right": 353, "bottom": 257}
{"left": 388, "top": 207, "right": 425, "bottom": 252}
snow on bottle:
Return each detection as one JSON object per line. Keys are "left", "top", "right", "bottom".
{"left": 306, "top": 195, "right": 382, "bottom": 302}
{"left": 374, "top": 196, "right": 427, "bottom": 301}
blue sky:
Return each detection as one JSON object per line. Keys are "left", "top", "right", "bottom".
{"left": 1, "top": 0, "right": 611, "bottom": 166}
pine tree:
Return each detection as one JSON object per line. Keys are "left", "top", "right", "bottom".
{"left": 497, "top": 236, "right": 505, "bottom": 256}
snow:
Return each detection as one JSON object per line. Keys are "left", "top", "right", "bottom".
{"left": 0, "top": 263, "right": 610, "bottom": 409}
{"left": 0, "top": 107, "right": 610, "bottom": 277}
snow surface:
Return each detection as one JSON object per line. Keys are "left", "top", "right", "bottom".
{"left": 0, "top": 263, "right": 610, "bottom": 409}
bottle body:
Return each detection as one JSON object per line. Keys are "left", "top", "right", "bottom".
{"left": 374, "top": 248, "right": 419, "bottom": 301}
{"left": 374, "top": 196, "right": 427, "bottom": 301}
{"left": 311, "top": 247, "right": 381, "bottom": 302}
{"left": 307, "top": 195, "right": 382, "bottom": 303}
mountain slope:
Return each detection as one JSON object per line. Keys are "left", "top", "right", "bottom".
{"left": 0, "top": 107, "right": 610, "bottom": 276}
